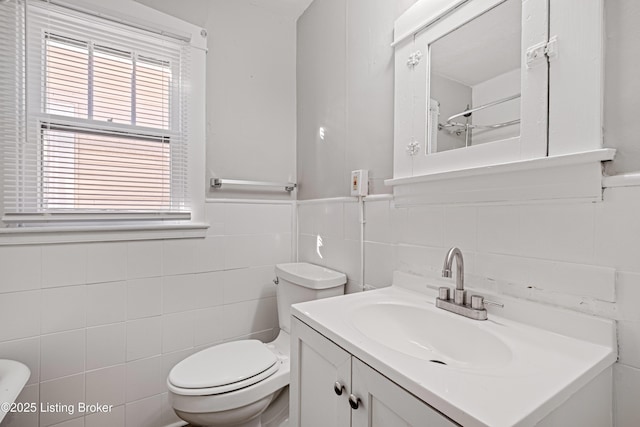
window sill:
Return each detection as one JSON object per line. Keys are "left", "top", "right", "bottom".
{"left": 0, "top": 222, "right": 209, "bottom": 246}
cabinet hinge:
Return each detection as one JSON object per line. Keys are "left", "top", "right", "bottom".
{"left": 525, "top": 36, "right": 558, "bottom": 68}
{"left": 407, "top": 51, "right": 422, "bottom": 68}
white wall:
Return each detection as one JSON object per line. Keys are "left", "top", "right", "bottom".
{"left": 0, "top": 201, "right": 292, "bottom": 427}
{"left": 205, "top": 1, "right": 297, "bottom": 197}
{"left": 296, "top": 0, "right": 418, "bottom": 199}
{"left": 138, "top": 0, "right": 298, "bottom": 199}
{"left": 603, "top": 0, "right": 640, "bottom": 175}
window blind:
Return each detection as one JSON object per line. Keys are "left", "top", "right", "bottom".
{"left": 1, "top": 0, "right": 191, "bottom": 224}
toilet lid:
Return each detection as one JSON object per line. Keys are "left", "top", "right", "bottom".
{"left": 169, "top": 340, "right": 278, "bottom": 390}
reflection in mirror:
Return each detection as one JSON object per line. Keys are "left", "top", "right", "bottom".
{"left": 428, "top": 0, "right": 521, "bottom": 153}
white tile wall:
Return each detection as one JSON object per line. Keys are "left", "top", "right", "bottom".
{"left": 297, "top": 188, "right": 640, "bottom": 425}
{"left": 0, "top": 201, "right": 292, "bottom": 427}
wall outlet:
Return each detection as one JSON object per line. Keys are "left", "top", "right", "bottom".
{"left": 350, "top": 169, "right": 369, "bottom": 196}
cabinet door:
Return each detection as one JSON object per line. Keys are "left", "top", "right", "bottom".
{"left": 351, "top": 358, "right": 458, "bottom": 427}
{"left": 290, "top": 318, "right": 351, "bottom": 427}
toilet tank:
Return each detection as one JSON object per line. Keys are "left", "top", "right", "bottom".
{"left": 275, "top": 263, "right": 346, "bottom": 333}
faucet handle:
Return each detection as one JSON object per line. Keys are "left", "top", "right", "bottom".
{"left": 470, "top": 295, "right": 504, "bottom": 310}
{"left": 438, "top": 287, "right": 450, "bottom": 300}
{"left": 484, "top": 299, "right": 504, "bottom": 308}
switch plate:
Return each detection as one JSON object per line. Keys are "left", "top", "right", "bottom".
{"left": 351, "top": 169, "right": 369, "bottom": 196}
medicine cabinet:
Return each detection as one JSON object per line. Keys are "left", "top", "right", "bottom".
{"left": 388, "top": 0, "right": 614, "bottom": 203}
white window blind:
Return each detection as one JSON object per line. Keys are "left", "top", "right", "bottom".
{"left": 1, "top": 0, "right": 191, "bottom": 224}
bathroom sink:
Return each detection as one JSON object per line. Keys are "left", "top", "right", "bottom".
{"left": 0, "top": 359, "right": 30, "bottom": 423}
{"left": 350, "top": 303, "right": 512, "bottom": 369}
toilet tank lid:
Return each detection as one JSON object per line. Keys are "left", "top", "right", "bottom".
{"left": 275, "top": 263, "right": 347, "bottom": 290}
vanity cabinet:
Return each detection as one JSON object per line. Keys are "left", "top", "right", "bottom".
{"left": 290, "top": 317, "right": 457, "bottom": 427}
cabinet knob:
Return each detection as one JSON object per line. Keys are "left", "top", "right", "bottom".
{"left": 334, "top": 381, "right": 345, "bottom": 396}
{"left": 348, "top": 394, "right": 361, "bottom": 410}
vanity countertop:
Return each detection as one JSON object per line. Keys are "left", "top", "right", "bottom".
{"left": 291, "top": 285, "right": 616, "bottom": 427}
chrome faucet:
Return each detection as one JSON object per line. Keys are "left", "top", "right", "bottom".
{"left": 442, "top": 247, "right": 465, "bottom": 305}
{"left": 436, "top": 247, "right": 503, "bottom": 321}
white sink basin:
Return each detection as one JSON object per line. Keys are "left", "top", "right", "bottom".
{"left": 350, "top": 303, "right": 512, "bottom": 369}
{"left": 292, "top": 284, "right": 616, "bottom": 427}
{"left": 0, "top": 359, "right": 30, "bottom": 423}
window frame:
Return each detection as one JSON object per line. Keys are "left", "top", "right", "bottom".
{"left": 20, "top": 2, "right": 189, "bottom": 220}
{"left": 0, "top": 0, "right": 208, "bottom": 242}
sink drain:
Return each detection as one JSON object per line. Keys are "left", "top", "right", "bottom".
{"left": 429, "top": 359, "right": 447, "bottom": 365}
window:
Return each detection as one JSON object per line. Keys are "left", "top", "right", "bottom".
{"left": 0, "top": 0, "right": 191, "bottom": 224}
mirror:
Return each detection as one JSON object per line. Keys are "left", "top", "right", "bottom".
{"left": 428, "top": 0, "right": 522, "bottom": 153}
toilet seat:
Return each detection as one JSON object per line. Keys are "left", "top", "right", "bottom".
{"left": 169, "top": 340, "right": 280, "bottom": 396}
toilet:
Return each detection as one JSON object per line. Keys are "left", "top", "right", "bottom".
{"left": 167, "top": 262, "right": 347, "bottom": 427}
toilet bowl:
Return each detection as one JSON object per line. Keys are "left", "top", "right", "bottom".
{"left": 168, "top": 263, "right": 347, "bottom": 427}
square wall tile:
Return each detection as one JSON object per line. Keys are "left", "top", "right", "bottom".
{"left": 617, "top": 271, "right": 640, "bottom": 322}
{"left": 404, "top": 206, "right": 444, "bottom": 247}
{"left": 161, "top": 349, "right": 193, "bottom": 385}
{"left": 126, "top": 241, "right": 162, "bottom": 280}
{"left": 41, "top": 329, "right": 85, "bottom": 381}
{"left": 443, "top": 206, "right": 477, "bottom": 252}
{"left": 0, "top": 290, "right": 40, "bottom": 342}
{"left": 85, "top": 405, "right": 125, "bottom": 427}
{"left": 389, "top": 204, "right": 408, "bottom": 244}
{"left": 126, "top": 278, "right": 161, "bottom": 320}
{"left": 224, "top": 203, "right": 292, "bottom": 235}
{"left": 477, "top": 205, "right": 520, "bottom": 255}
{"left": 86, "top": 242, "right": 127, "bottom": 284}
{"left": 160, "top": 392, "right": 182, "bottom": 426}
{"left": 39, "top": 373, "right": 85, "bottom": 426}
{"left": 126, "top": 317, "right": 161, "bottom": 361}
{"left": 365, "top": 200, "right": 391, "bottom": 243}
{"left": 0, "top": 337, "right": 40, "bottom": 385}
{"left": 42, "top": 244, "right": 87, "bottom": 288}
{"left": 205, "top": 202, "right": 225, "bottom": 236}
{"left": 125, "top": 356, "right": 164, "bottom": 402}
{"left": 162, "top": 274, "right": 199, "bottom": 314}
{"left": 317, "top": 202, "right": 344, "bottom": 239}
{"left": 225, "top": 234, "right": 291, "bottom": 269}
{"left": 364, "top": 242, "right": 393, "bottom": 288}
{"left": 49, "top": 416, "right": 85, "bottom": 427}
{"left": 223, "top": 266, "right": 277, "bottom": 304}
{"left": 162, "top": 239, "right": 199, "bottom": 276}
{"left": 344, "top": 201, "right": 361, "bottom": 241}
{"left": 86, "top": 282, "right": 126, "bottom": 327}
{"left": 41, "top": 285, "right": 86, "bottom": 334}
{"left": 595, "top": 187, "right": 640, "bottom": 272}
{"left": 192, "top": 272, "right": 225, "bottom": 310}
{"left": 614, "top": 363, "right": 640, "bottom": 427}
{"left": 86, "top": 323, "right": 126, "bottom": 371}
{"left": 618, "top": 321, "right": 640, "bottom": 369}
{"left": 195, "top": 236, "right": 225, "bottom": 273}
{"left": 222, "top": 297, "right": 278, "bottom": 340}
{"left": 298, "top": 204, "right": 317, "bottom": 236}
{"left": 519, "top": 203, "right": 595, "bottom": 264}
{"left": 161, "top": 311, "right": 195, "bottom": 353}
{"left": 86, "top": 364, "right": 125, "bottom": 407}
{"left": 0, "top": 245, "right": 41, "bottom": 294}
{"left": 194, "top": 307, "right": 223, "bottom": 347}
{"left": 321, "top": 237, "right": 359, "bottom": 285}
{"left": 162, "top": 272, "right": 223, "bottom": 314}
{"left": 125, "top": 395, "right": 163, "bottom": 427}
